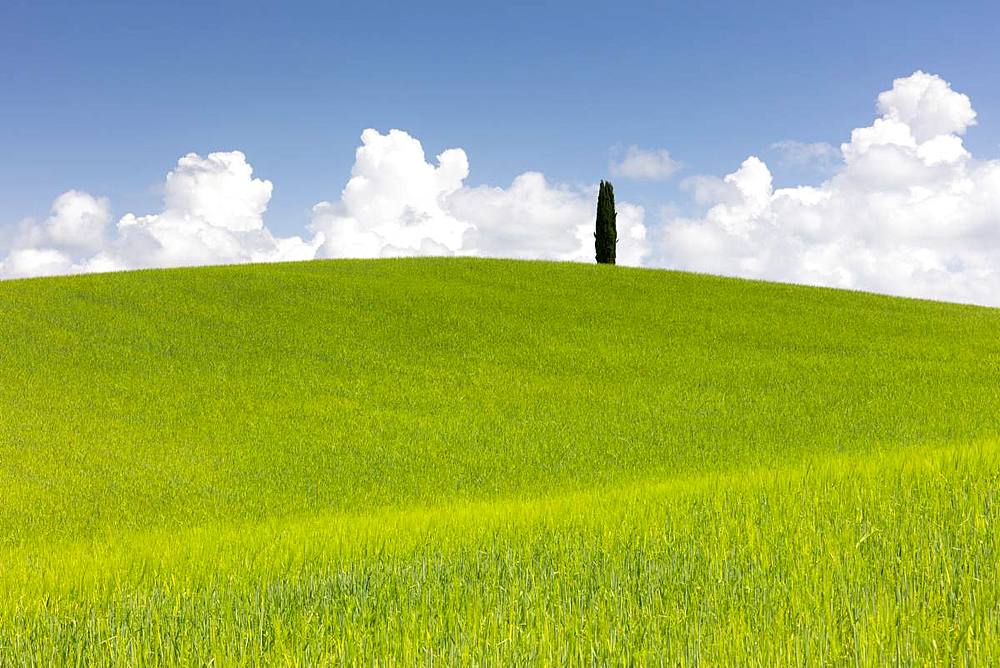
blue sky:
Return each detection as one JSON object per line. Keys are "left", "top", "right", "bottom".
{"left": 4, "top": 0, "right": 999, "bottom": 228}
{"left": 3, "top": 1, "right": 1000, "bottom": 305}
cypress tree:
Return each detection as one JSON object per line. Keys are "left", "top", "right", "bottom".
{"left": 594, "top": 180, "right": 617, "bottom": 264}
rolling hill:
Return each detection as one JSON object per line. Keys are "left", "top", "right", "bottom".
{"left": 1, "top": 257, "right": 998, "bottom": 664}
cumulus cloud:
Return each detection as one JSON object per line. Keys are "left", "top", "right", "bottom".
{"left": 111, "top": 151, "right": 320, "bottom": 271}
{"left": 310, "top": 129, "right": 471, "bottom": 258}
{"left": 0, "top": 191, "right": 112, "bottom": 278}
{"left": 311, "top": 129, "right": 648, "bottom": 265}
{"left": 451, "top": 173, "right": 647, "bottom": 265}
{"left": 658, "top": 71, "right": 1000, "bottom": 306}
{"left": 610, "top": 145, "right": 681, "bottom": 181}
{"left": 45, "top": 190, "right": 113, "bottom": 253}
{"left": 877, "top": 70, "right": 976, "bottom": 142}
{"left": 0, "top": 152, "right": 320, "bottom": 279}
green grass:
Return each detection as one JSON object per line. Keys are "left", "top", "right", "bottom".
{"left": 1, "top": 257, "right": 998, "bottom": 664}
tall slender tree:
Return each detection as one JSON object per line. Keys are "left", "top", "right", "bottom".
{"left": 594, "top": 180, "right": 617, "bottom": 264}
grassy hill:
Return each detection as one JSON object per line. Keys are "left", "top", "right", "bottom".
{"left": 1, "top": 257, "right": 998, "bottom": 664}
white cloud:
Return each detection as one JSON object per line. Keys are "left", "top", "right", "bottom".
{"left": 770, "top": 140, "right": 839, "bottom": 170}
{"left": 1, "top": 248, "right": 75, "bottom": 279}
{"left": 451, "top": 173, "right": 647, "bottom": 265}
{"left": 657, "top": 71, "right": 1000, "bottom": 307}
{"left": 45, "top": 190, "right": 113, "bottom": 253}
{"left": 162, "top": 151, "right": 273, "bottom": 233}
{"left": 310, "top": 129, "right": 470, "bottom": 259}
{"left": 877, "top": 70, "right": 976, "bottom": 142}
{"left": 0, "top": 191, "right": 112, "bottom": 278}
{"left": 610, "top": 145, "right": 680, "bottom": 181}
{"left": 0, "top": 152, "right": 322, "bottom": 279}
{"left": 312, "top": 129, "right": 649, "bottom": 265}
{"left": 110, "top": 151, "right": 321, "bottom": 270}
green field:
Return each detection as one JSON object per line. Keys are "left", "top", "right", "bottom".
{"left": 1, "top": 257, "right": 998, "bottom": 664}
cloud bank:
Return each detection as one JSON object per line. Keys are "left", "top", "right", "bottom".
{"left": 3, "top": 71, "right": 1000, "bottom": 307}
{"left": 1, "top": 131, "right": 648, "bottom": 280}
{"left": 310, "top": 129, "right": 648, "bottom": 264}
{"left": 0, "top": 152, "right": 319, "bottom": 279}
{"left": 658, "top": 71, "right": 1000, "bottom": 306}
